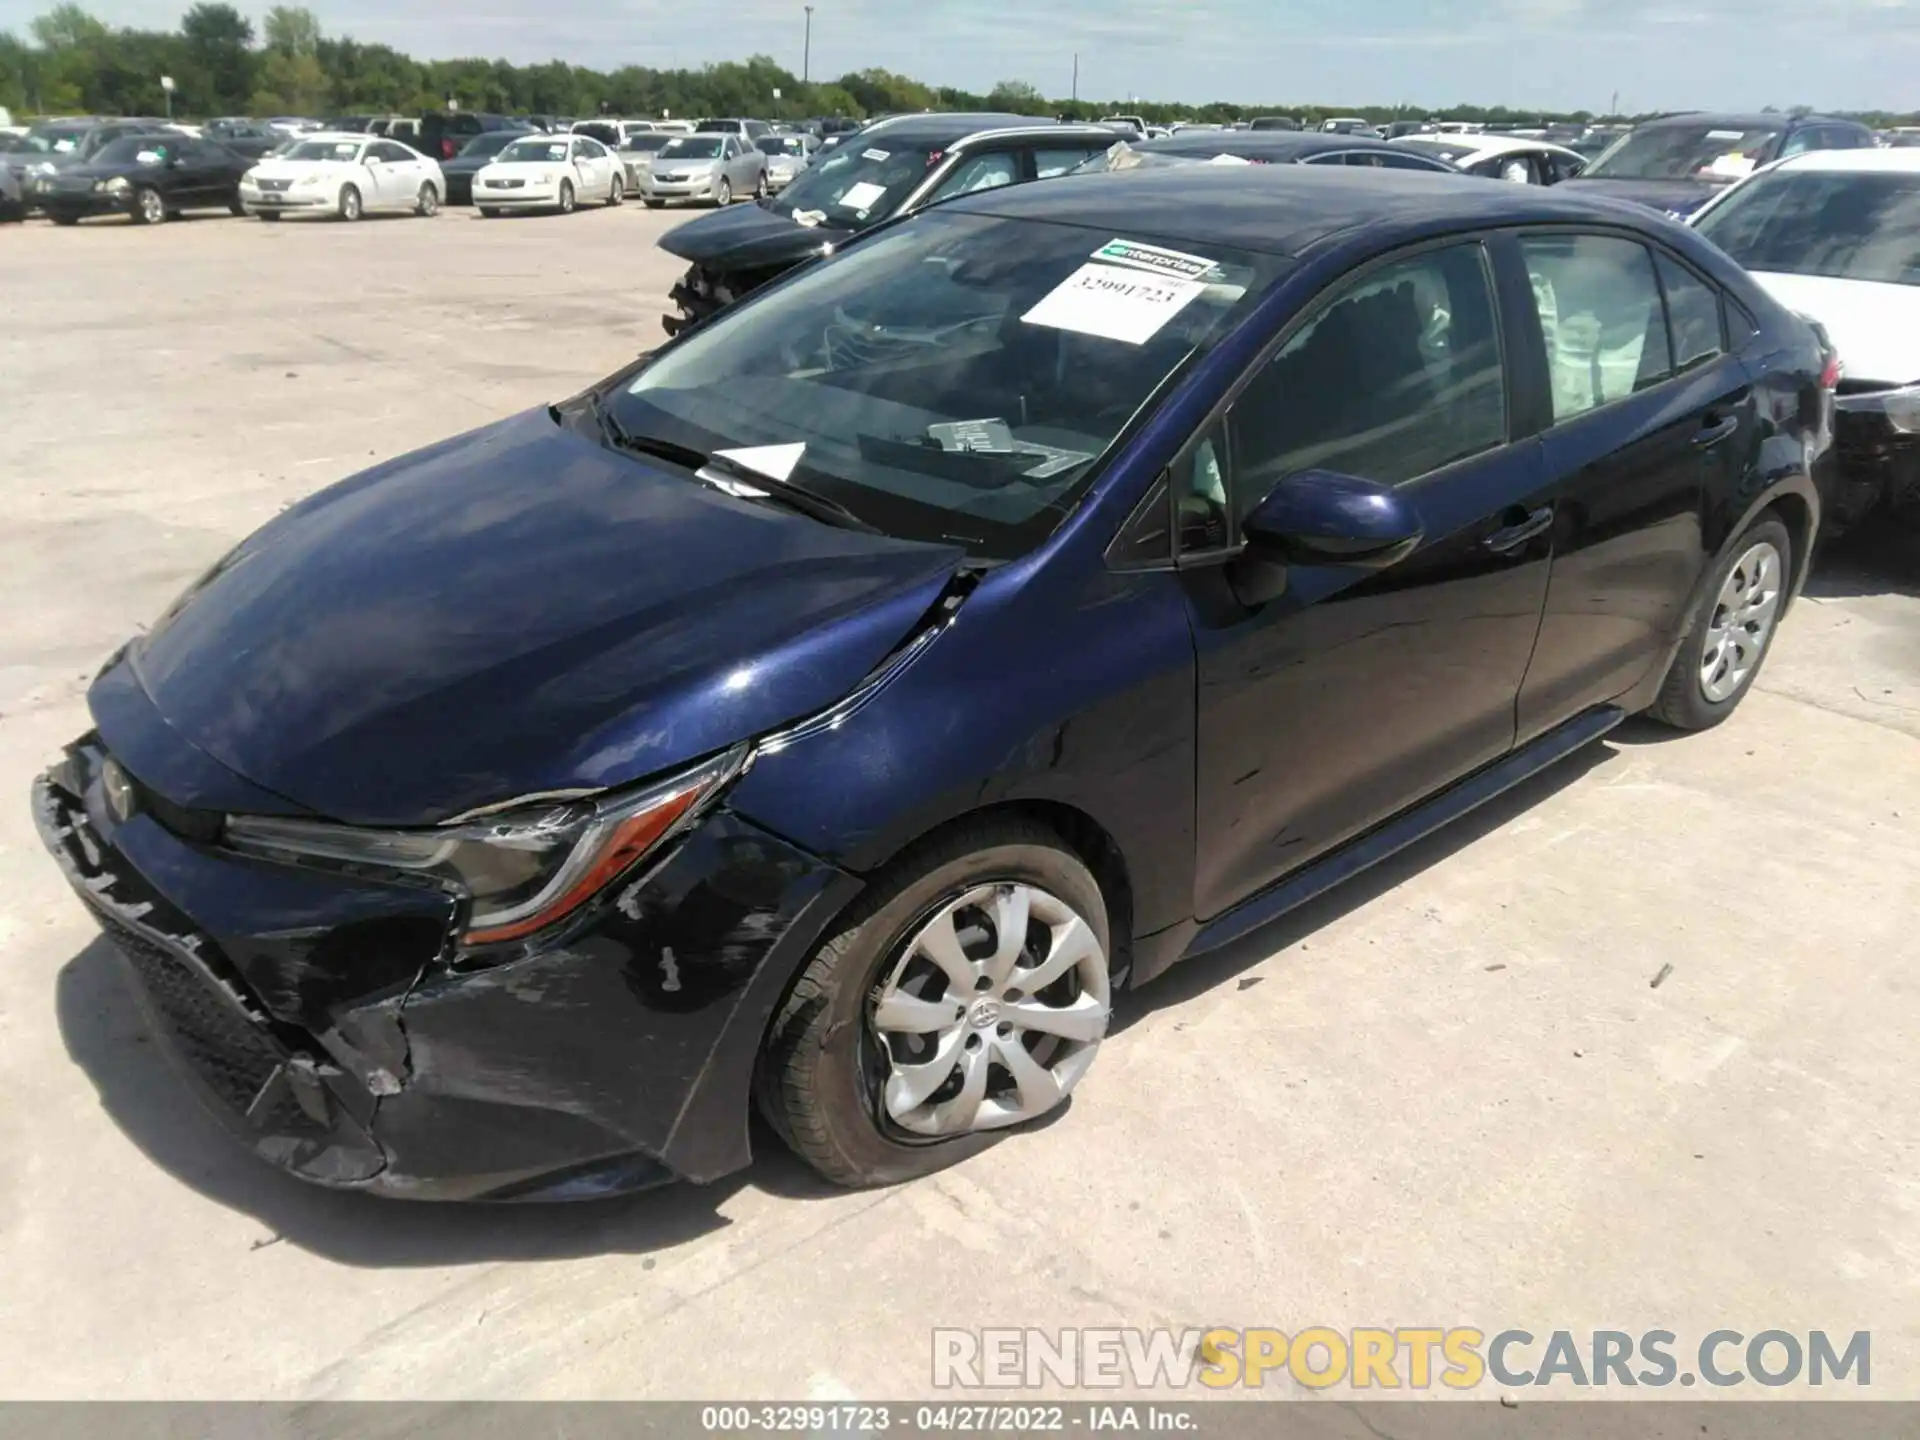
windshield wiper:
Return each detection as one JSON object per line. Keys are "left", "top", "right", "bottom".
{"left": 569, "top": 394, "right": 880, "bottom": 535}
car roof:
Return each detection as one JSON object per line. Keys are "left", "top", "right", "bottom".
{"left": 1136, "top": 131, "right": 1402, "bottom": 159}
{"left": 943, "top": 163, "right": 1663, "bottom": 257}
{"left": 1395, "top": 133, "right": 1586, "bottom": 160}
{"left": 1639, "top": 111, "right": 1859, "bottom": 131}
{"left": 853, "top": 112, "right": 1050, "bottom": 144}
{"left": 1770, "top": 147, "right": 1920, "bottom": 175}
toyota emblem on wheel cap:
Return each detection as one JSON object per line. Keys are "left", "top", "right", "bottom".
{"left": 100, "top": 759, "right": 136, "bottom": 823}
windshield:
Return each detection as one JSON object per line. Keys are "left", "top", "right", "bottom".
{"left": 622, "top": 133, "right": 673, "bottom": 153}
{"left": 606, "top": 212, "right": 1283, "bottom": 558}
{"left": 286, "top": 139, "right": 362, "bottom": 163}
{"left": 573, "top": 123, "right": 619, "bottom": 146}
{"left": 459, "top": 131, "right": 522, "bottom": 159}
{"left": 660, "top": 137, "right": 724, "bottom": 160}
{"left": 23, "top": 125, "right": 90, "bottom": 154}
{"left": 499, "top": 138, "right": 570, "bottom": 163}
{"left": 758, "top": 136, "right": 808, "bottom": 156}
{"left": 1585, "top": 123, "right": 1781, "bottom": 182}
{"left": 93, "top": 137, "right": 174, "bottom": 166}
{"left": 1696, "top": 169, "right": 1920, "bottom": 287}
{"left": 767, "top": 142, "right": 941, "bottom": 226}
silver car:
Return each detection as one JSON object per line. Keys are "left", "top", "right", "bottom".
{"left": 754, "top": 133, "right": 816, "bottom": 192}
{"left": 639, "top": 133, "right": 769, "bottom": 207}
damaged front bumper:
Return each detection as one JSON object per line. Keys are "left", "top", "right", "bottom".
{"left": 34, "top": 736, "right": 860, "bottom": 1201}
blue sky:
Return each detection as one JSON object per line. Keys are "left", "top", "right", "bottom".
{"left": 9, "top": 0, "right": 1920, "bottom": 112}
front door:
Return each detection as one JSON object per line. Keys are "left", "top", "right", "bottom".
{"left": 1185, "top": 238, "right": 1556, "bottom": 919}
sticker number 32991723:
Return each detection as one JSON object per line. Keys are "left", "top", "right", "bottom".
{"left": 1022, "top": 263, "right": 1207, "bottom": 345}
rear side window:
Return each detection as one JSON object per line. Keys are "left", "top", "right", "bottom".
{"left": 1034, "top": 146, "right": 1105, "bottom": 178}
{"left": 1519, "top": 233, "right": 1673, "bottom": 423}
{"left": 1226, "top": 241, "right": 1507, "bottom": 513}
{"left": 1377, "top": 151, "right": 1449, "bottom": 172}
{"left": 1656, "top": 254, "right": 1726, "bottom": 372}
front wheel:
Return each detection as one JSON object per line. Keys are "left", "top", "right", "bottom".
{"left": 478, "top": 206, "right": 500, "bottom": 218}
{"left": 257, "top": 211, "right": 281, "bottom": 222}
{"left": 132, "top": 185, "right": 166, "bottom": 225}
{"left": 644, "top": 197, "right": 665, "bottom": 209}
{"left": 52, "top": 212, "right": 80, "bottom": 226}
{"left": 227, "top": 197, "right": 246, "bottom": 216}
{"left": 758, "top": 819, "right": 1113, "bottom": 1187}
{"left": 714, "top": 177, "right": 732, "bottom": 207}
{"left": 556, "top": 179, "right": 575, "bottom": 214}
{"left": 415, "top": 182, "right": 439, "bottom": 217}
{"left": 1646, "top": 516, "right": 1792, "bottom": 731}
{"left": 337, "top": 183, "right": 362, "bottom": 221}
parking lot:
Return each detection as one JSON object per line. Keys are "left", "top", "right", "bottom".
{"left": 3, "top": 205, "right": 1919, "bottom": 1400}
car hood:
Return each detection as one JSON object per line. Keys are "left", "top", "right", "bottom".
{"left": 1557, "top": 175, "right": 1726, "bottom": 216}
{"left": 247, "top": 159, "right": 350, "bottom": 179}
{"left": 123, "top": 408, "right": 965, "bottom": 826}
{"left": 443, "top": 154, "right": 499, "bottom": 174}
{"left": 658, "top": 199, "right": 848, "bottom": 271}
{"left": 1745, "top": 272, "right": 1920, "bottom": 386}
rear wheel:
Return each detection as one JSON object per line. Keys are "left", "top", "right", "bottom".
{"left": 759, "top": 819, "right": 1113, "bottom": 1187}
{"left": 337, "top": 183, "right": 362, "bottom": 221}
{"left": 754, "top": 171, "right": 768, "bottom": 199}
{"left": 556, "top": 179, "right": 575, "bottom": 214}
{"left": 1646, "top": 516, "right": 1792, "bottom": 731}
{"left": 607, "top": 175, "right": 623, "bottom": 206}
{"left": 415, "top": 182, "right": 439, "bottom": 217}
{"left": 132, "top": 185, "right": 166, "bottom": 225}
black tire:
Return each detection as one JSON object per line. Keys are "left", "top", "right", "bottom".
{"left": 644, "top": 198, "right": 665, "bottom": 209}
{"left": 478, "top": 206, "right": 500, "bottom": 218}
{"left": 1646, "top": 515, "right": 1793, "bottom": 731}
{"left": 714, "top": 177, "right": 732, "bottom": 207}
{"left": 758, "top": 817, "right": 1111, "bottom": 1187}
{"left": 52, "top": 213, "right": 80, "bottom": 226}
{"left": 607, "top": 175, "right": 623, "bottom": 206}
{"left": 338, "top": 183, "right": 362, "bottom": 221}
{"left": 227, "top": 198, "right": 246, "bottom": 216}
{"left": 258, "top": 212, "right": 281, "bottom": 222}
{"left": 415, "top": 182, "right": 439, "bottom": 217}
{"left": 557, "top": 179, "right": 575, "bottom": 214}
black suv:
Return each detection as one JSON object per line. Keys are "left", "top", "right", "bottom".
{"left": 1561, "top": 111, "right": 1874, "bottom": 219}
{"left": 417, "top": 112, "right": 523, "bottom": 162}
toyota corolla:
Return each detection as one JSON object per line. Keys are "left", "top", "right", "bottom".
{"left": 34, "top": 167, "right": 1830, "bottom": 1200}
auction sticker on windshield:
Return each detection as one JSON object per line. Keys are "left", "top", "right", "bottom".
{"left": 1022, "top": 262, "right": 1206, "bottom": 345}
{"left": 837, "top": 180, "right": 888, "bottom": 211}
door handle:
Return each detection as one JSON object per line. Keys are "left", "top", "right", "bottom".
{"left": 1693, "top": 413, "right": 1740, "bottom": 449}
{"left": 1483, "top": 504, "right": 1554, "bottom": 553}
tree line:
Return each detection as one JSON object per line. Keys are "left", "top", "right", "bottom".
{"left": 3, "top": 3, "right": 1910, "bottom": 129}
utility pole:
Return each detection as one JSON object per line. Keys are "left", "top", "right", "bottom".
{"left": 1610, "top": 89, "right": 1619, "bottom": 118}
{"left": 804, "top": 5, "right": 814, "bottom": 84}
{"left": 1072, "top": 52, "right": 1078, "bottom": 103}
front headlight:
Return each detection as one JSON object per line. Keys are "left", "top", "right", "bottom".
{"left": 103, "top": 176, "right": 130, "bottom": 193}
{"left": 224, "top": 745, "right": 747, "bottom": 946}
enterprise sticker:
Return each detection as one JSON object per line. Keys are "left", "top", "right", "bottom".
{"left": 1091, "top": 237, "right": 1221, "bottom": 281}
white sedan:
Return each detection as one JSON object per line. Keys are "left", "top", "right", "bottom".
{"left": 472, "top": 134, "right": 625, "bottom": 216}
{"left": 1390, "top": 132, "right": 1588, "bottom": 185}
{"left": 239, "top": 133, "right": 445, "bottom": 220}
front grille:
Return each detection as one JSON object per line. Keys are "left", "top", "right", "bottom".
{"left": 256, "top": 177, "right": 291, "bottom": 193}
{"left": 94, "top": 907, "right": 296, "bottom": 1120}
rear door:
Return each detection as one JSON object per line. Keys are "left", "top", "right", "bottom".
{"left": 1508, "top": 229, "right": 1755, "bottom": 739}
{"left": 372, "top": 140, "right": 420, "bottom": 204}
{"left": 1183, "top": 237, "right": 1556, "bottom": 918}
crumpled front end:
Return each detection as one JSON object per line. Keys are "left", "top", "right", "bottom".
{"left": 35, "top": 728, "right": 860, "bottom": 1201}
{"left": 664, "top": 260, "right": 792, "bottom": 337}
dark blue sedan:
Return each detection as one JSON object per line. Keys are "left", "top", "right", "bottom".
{"left": 34, "top": 166, "right": 1832, "bottom": 1198}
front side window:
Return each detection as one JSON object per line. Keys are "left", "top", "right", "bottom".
{"left": 1693, "top": 168, "right": 1920, "bottom": 287}
{"left": 1227, "top": 242, "right": 1507, "bottom": 512}
{"left": 1520, "top": 233, "right": 1674, "bottom": 423}
{"left": 606, "top": 212, "right": 1284, "bottom": 559}
{"left": 1656, "top": 254, "right": 1726, "bottom": 372}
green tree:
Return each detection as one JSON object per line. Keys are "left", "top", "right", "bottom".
{"left": 985, "top": 78, "right": 1044, "bottom": 113}
{"left": 28, "top": 2, "right": 106, "bottom": 50}
{"left": 262, "top": 5, "right": 320, "bottom": 57}
{"left": 180, "top": 2, "right": 252, "bottom": 113}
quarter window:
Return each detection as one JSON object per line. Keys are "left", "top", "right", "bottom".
{"left": 1519, "top": 233, "right": 1673, "bottom": 423}
{"left": 1656, "top": 254, "right": 1725, "bottom": 372}
{"left": 1227, "top": 242, "right": 1506, "bottom": 512}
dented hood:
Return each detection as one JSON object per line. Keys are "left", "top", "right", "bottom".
{"left": 124, "top": 408, "right": 963, "bottom": 826}
{"left": 657, "top": 198, "right": 848, "bottom": 273}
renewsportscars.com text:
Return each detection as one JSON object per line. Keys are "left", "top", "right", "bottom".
{"left": 932, "top": 1327, "right": 1871, "bottom": 1391}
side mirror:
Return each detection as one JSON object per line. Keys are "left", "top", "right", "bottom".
{"left": 1241, "top": 469, "right": 1424, "bottom": 569}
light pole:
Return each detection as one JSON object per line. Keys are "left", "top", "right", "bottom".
{"left": 160, "top": 74, "right": 174, "bottom": 120}
{"left": 803, "top": 5, "right": 814, "bottom": 84}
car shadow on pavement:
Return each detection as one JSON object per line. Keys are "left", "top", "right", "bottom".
{"left": 1805, "top": 528, "right": 1919, "bottom": 600}
{"left": 1117, "top": 738, "right": 1620, "bottom": 1025}
{"left": 54, "top": 936, "right": 843, "bottom": 1267}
